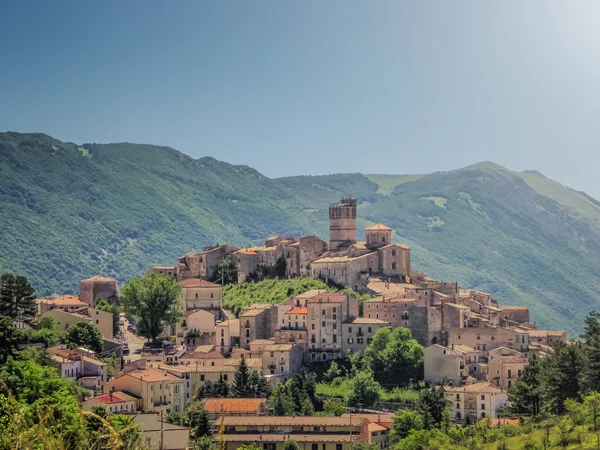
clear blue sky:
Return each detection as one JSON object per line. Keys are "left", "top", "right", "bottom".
{"left": 2, "top": 2, "right": 600, "bottom": 196}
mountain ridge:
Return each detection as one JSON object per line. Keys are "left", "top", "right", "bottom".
{"left": 1, "top": 132, "right": 599, "bottom": 335}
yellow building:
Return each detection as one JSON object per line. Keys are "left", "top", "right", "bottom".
{"left": 42, "top": 307, "right": 113, "bottom": 339}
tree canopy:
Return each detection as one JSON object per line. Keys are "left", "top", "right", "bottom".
{"left": 0, "top": 273, "right": 36, "bottom": 323}
{"left": 66, "top": 321, "right": 103, "bottom": 353}
{"left": 119, "top": 274, "right": 181, "bottom": 345}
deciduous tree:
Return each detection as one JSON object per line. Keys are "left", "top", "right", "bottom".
{"left": 66, "top": 321, "right": 103, "bottom": 353}
{"left": 120, "top": 275, "right": 181, "bottom": 346}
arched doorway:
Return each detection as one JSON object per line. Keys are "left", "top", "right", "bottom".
{"left": 431, "top": 336, "right": 439, "bottom": 345}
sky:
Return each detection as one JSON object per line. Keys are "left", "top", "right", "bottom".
{"left": 2, "top": 2, "right": 600, "bottom": 196}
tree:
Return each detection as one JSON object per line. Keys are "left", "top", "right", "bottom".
{"left": 348, "top": 370, "right": 382, "bottom": 409}
{"left": 415, "top": 385, "right": 450, "bottom": 430}
{"left": 291, "top": 368, "right": 320, "bottom": 412}
{"left": 0, "top": 316, "right": 23, "bottom": 364}
{"left": 194, "top": 435, "right": 217, "bottom": 450}
{"left": 583, "top": 311, "right": 600, "bottom": 392}
{"left": 323, "top": 398, "right": 347, "bottom": 416}
{"left": 0, "top": 273, "right": 36, "bottom": 323}
{"left": 232, "top": 358, "right": 251, "bottom": 397}
{"left": 301, "top": 396, "right": 315, "bottom": 416}
{"left": 274, "top": 256, "right": 287, "bottom": 278}
{"left": 95, "top": 299, "right": 120, "bottom": 337}
{"left": 508, "top": 353, "right": 543, "bottom": 416}
{"left": 238, "top": 445, "right": 262, "bottom": 450}
{"left": 283, "top": 438, "right": 301, "bottom": 450}
{"left": 211, "top": 258, "right": 237, "bottom": 285}
{"left": 351, "top": 444, "right": 380, "bottom": 450}
{"left": 24, "top": 316, "right": 66, "bottom": 348}
{"left": 363, "top": 327, "right": 424, "bottom": 387}
{"left": 120, "top": 274, "right": 181, "bottom": 346}
{"left": 542, "top": 342, "right": 586, "bottom": 414}
{"left": 185, "top": 399, "right": 212, "bottom": 440}
{"left": 392, "top": 409, "right": 424, "bottom": 440}
{"left": 584, "top": 391, "right": 600, "bottom": 431}
{"left": 268, "top": 382, "right": 295, "bottom": 416}
{"left": 66, "top": 321, "right": 103, "bottom": 353}
{"left": 324, "top": 361, "right": 342, "bottom": 382}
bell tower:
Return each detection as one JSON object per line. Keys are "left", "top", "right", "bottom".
{"left": 329, "top": 198, "right": 357, "bottom": 251}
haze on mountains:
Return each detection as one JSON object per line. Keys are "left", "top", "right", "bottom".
{"left": 1, "top": 132, "right": 598, "bottom": 335}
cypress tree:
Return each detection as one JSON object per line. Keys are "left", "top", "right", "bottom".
{"left": 0, "top": 274, "right": 36, "bottom": 323}
{"left": 232, "top": 358, "right": 251, "bottom": 397}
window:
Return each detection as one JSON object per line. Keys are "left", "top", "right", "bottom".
{"left": 223, "top": 375, "right": 228, "bottom": 381}
{"left": 392, "top": 249, "right": 396, "bottom": 256}
{"left": 200, "top": 375, "right": 205, "bottom": 381}
{"left": 322, "top": 310, "right": 326, "bottom": 316}
{"left": 336, "top": 445, "right": 343, "bottom": 450}
{"left": 210, "top": 293, "right": 214, "bottom": 299}
{"left": 368, "top": 327, "right": 372, "bottom": 333}
{"left": 333, "top": 323, "right": 336, "bottom": 330}
{"left": 481, "top": 404, "right": 485, "bottom": 410}
{"left": 481, "top": 395, "right": 485, "bottom": 400}
{"left": 322, "top": 353, "right": 327, "bottom": 360}
{"left": 270, "top": 351, "right": 274, "bottom": 357}
{"left": 357, "top": 338, "right": 363, "bottom": 344}
{"left": 312, "top": 324, "right": 315, "bottom": 330}
{"left": 322, "top": 321, "right": 326, "bottom": 327}
{"left": 195, "top": 293, "right": 199, "bottom": 299}
{"left": 348, "top": 338, "right": 353, "bottom": 344}
{"left": 333, "top": 314, "right": 336, "bottom": 320}
{"left": 312, "top": 445, "right": 318, "bottom": 450}
{"left": 333, "top": 335, "right": 337, "bottom": 343}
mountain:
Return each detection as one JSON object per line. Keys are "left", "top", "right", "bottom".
{"left": 2, "top": 132, "right": 600, "bottom": 335}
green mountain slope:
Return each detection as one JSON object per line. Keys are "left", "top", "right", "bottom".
{"left": 1, "top": 132, "right": 599, "bottom": 334}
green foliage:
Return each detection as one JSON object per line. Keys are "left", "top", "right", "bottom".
{"left": 95, "top": 299, "right": 120, "bottom": 336}
{"left": 283, "top": 438, "right": 301, "bottom": 450}
{"left": 185, "top": 399, "right": 213, "bottom": 440}
{"left": 509, "top": 353, "right": 543, "bottom": 416}
{"left": 351, "top": 444, "right": 380, "bottom": 450}
{"left": 323, "top": 361, "right": 342, "bottom": 382}
{"left": 392, "top": 409, "right": 424, "bottom": 440}
{"left": 197, "top": 378, "right": 230, "bottom": 398}
{"left": 210, "top": 258, "right": 237, "bottom": 285}
{"left": 322, "top": 398, "right": 347, "bottom": 416}
{"left": 363, "top": 327, "right": 424, "bottom": 387}
{"left": 194, "top": 435, "right": 217, "bottom": 450}
{"left": 0, "top": 316, "right": 24, "bottom": 364}
{"left": 348, "top": 370, "right": 382, "bottom": 409}
{"left": 414, "top": 385, "right": 451, "bottom": 430}
{"left": 120, "top": 274, "right": 181, "bottom": 345}
{"left": 0, "top": 273, "right": 37, "bottom": 322}
{"left": 231, "top": 358, "right": 270, "bottom": 398}
{"left": 66, "top": 321, "right": 104, "bottom": 353}
{"left": 24, "top": 316, "right": 67, "bottom": 348}
{"left": 238, "top": 445, "right": 262, "bottom": 450}
{"left": 268, "top": 381, "right": 295, "bottom": 416}
{"left": 5, "top": 133, "right": 600, "bottom": 334}
{"left": 542, "top": 342, "right": 586, "bottom": 414}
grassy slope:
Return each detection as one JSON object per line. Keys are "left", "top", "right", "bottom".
{"left": 2, "top": 132, "right": 600, "bottom": 334}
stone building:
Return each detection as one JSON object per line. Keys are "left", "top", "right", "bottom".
{"left": 341, "top": 317, "right": 390, "bottom": 356}
{"left": 179, "top": 278, "right": 223, "bottom": 314}
{"left": 329, "top": 198, "right": 358, "bottom": 251}
{"left": 306, "top": 293, "right": 359, "bottom": 361}
{"left": 177, "top": 244, "right": 240, "bottom": 281}
{"left": 80, "top": 276, "right": 119, "bottom": 308}
{"left": 239, "top": 306, "right": 274, "bottom": 349}
{"left": 488, "top": 355, "right": 528, "bottom": 390}
{"left": 445, "top": 382, "right": 508, "bottom": 421}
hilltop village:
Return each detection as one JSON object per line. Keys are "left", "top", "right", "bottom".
{"left": 6, "top": 197, "right": 570, "bottom": 449}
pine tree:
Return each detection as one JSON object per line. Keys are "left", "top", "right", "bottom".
{"left": 508, "top": 353, "right": 543, "bottom": 416}
{"left": 232, "top": 358, "right": 251, "bottom": 397}
{"left": 543, "top": 342, "right": 586, "bottom": 414}
{"left": 583, "top": 312, "right": 600, "bottom": 392}
{"left": 0, "top": 274, "right": 36, "bottom": 323}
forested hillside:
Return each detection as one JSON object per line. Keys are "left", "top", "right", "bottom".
{"left": 2, "top": 132, "right": 600, "bottom": 334}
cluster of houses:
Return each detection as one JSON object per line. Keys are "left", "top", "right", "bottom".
{"left": 26, "top": 197, "right": 570, "bottom": 448}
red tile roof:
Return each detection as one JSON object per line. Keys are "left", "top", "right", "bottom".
{"left": 203, "top": 398, "right": 266, "bottom": 413}
{"left": 39, "top": 295, "right": 85, "bottom": 306}
{"left": 288, "top": 307, "right": 307, "bottom": 314}
{"left": 95, "top": 394, "right": 126, "bottom": 404}
{"left": 179, "top": 278, "right": 220, "bottom": 288}
{"left": 364, "top": 223, "right": 392, "bottom": 231}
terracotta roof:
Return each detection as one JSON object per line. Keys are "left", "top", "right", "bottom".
{"left": 113, "top": 391, "right": 142, "bottom": 401}
{"left": 368, "top": 422, "right": 388, "bottom": 432}
{"left": 306, "top": 294, "right": 348, "bottom": 304}
{"left": 344, "top": 317, "right": 388, "bottom": 324}
{"left": 288, "top": 307, "right": 307, "bottom": 314}
{"left": 183, "top": 351, "right": 225, "bottom": 360}
{"left": 222, "top": 416, "right": 361, "bottom": 426}
{"left": 39, "top": 295, "right": 85, "bottom": 306}
{"left": 364, "top": 223, "right": 393, "bottom": 231}
{"left": 95, "top": 394, "right": 126, "bottom": 404}
{"left": 203, "top": 398, "right": 266, "bottom": 413}
{"left": 222, "top": 434, "right": 356, "bottom": 443}
{"left": 293, "top": 290, "right": 328, "bottom": 299}
{"left": 184, "top": 309, "right": 214, "bottom": 317}
{"left": 249, "top": 339, "right": 276, "bottom": 346}
{"left": 179, "top": 278, "right": 220, "bottom": 288}
{"left": 82, "top": 276, "right": 116, "bottom": 282}
{"left": 193, "top": 345, "right": 217, "bottom": 353}
{"left": 240, "top": 308, "right": 267, "bottom": 317}
{"left": 263, "top": 344, "right": 294, "bottom": 352}
{"left": 494, "top": 356, "right": 528, "bottom": 364}
{"left": 124, "top": 368, "right": 179, "bottom": 383}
